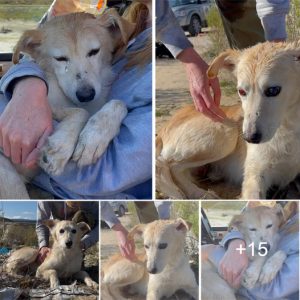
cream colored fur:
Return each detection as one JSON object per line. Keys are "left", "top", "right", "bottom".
{"left": 201, "top": 205, "right": 287, "bottom": 300}
{"left": 0, "top": 10, "right": 135, "bottom": 198}
{"left": 101, "top": 219, "right": 198, "bottom": 300}
{"left": 3, "top": 220, "right": 98, "bottom": 290}
{"left": 156, "top": 41, "right": 300, "bottom": 199}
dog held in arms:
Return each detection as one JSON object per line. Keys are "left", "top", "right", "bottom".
{"left": 201, "top": 204, "right": 293, "bottom": 300}
{"left": 3, "top": 220, "right": 98, "bottom": 290}
{"left": 0, "top": 9, "right": 136, "bottom": 199}
{"left": 101, "top": 219, "right": 199, "bottom": 300}
{"left": 156, "top": 41, "right": 300, "bottom": 199}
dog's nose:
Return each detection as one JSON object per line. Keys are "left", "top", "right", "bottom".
{"left": 76, "top": 86, "right": 95, "bottom": 102}
{"left": 243, "top": 132, "right": 262, "bottom": 144}
{"left": 66, "top": 241, "right": 73, "bottom": 249}
{"left": 148, "top": 267, "right": 157, "bottom": 274}
{"left": 265, "top": 243, "right": 271, "bottom": 252}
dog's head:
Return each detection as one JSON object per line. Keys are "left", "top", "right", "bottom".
{"left": 208, "top": 42, "right": 300, "bottom": 143}
{"left": 229, "top": 205, "right": 284, "bottom": 254}
{"left": 129, "top": 218, "right": 191, "bottom": 274}
{"left": 43, "top": 219, "right": 90, "bottom": 250}
{"left": 13, "top": 10, "right": 135, "bottom": 107}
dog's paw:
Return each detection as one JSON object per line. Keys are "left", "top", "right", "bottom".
{"left": 72, "top": 125, "right": 109, "bottom": 167}
{"left": 259, "top": 251, "right": 287, "bottom": 285}
{"left": 72, "top": 100, "right": 127, "bottom": 167}
{"left": 39, "top": 134, "right": 74, "bottom": 175}
{"left": 242, "top": 268, "right": 260, "bottom": 289}
{"left": 86, "top": 279, "right": 99, "bottom": 290}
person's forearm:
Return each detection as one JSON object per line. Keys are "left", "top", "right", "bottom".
{"left": 81, "top": 225, "right": 99, "bottom": 249}
{"left": 156, "top": 0, "right": 192, "bottom": 57}
{"left": 256, "top": 0, "right": 290, "bottom": 41}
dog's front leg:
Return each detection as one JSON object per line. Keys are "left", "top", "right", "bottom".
{"left": 72, "top": 100, "right": 127, "bottom": 167}
{"left": 242, "top": 256, "right": 267, "bottom": 289}
{"left": 39, "top": 107, "right": 89, "bottom": 175}
{"left": 74, "top": 270, "right": 99, "bottom": 290}
{"left": 259, "top": 250, "right": 286, "bottom": 285}
{"left": 37, "top": 269, "right": 60, "bottom": 288}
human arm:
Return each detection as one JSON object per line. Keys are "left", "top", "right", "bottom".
{"left": 36, "top": 201, "right": 52, "bottom": 263}
{"left": 156, "top": 1, "right": 224, "bottom": 121}
{"left": 256, "top": 0, "right": 290, "bottom": 41}
{"left": 101, "top": 202, "right": 135, "bottom": 260}
{"left": 0, "top": 58, "right": 52, "bottom": 167}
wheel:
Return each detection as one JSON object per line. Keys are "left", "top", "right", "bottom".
{"left": 118, "top": 205, "right": 126, "bottom": 217}
{"left": 188, "top": 15, "right": 201, "bottom": 36}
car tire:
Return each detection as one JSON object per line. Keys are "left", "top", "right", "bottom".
{"left": 189, "top": 15, "right": 201, "bottom": 36}
{"left": 118, "top": 205, "right": 126, "bottom": 217}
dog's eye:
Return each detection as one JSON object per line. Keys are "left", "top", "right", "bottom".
{"left": 249, "top": 228, "right": 257, "bottom": 231}
{"left": 266, "top": 224, "right": 273, "bottom": 229}
{"left": 158, "top": 243, "right": 168, "bottom": 250}
{"left": 238, "top": 89, "right": 247, "bottom": 97}
{"left": 59, "top": 229, "right": 65, "bottom": 234}
{"left": 71, "top": 229, "right": 77, "bottom": 234}
{"left": 54, "top": 56, "right": 69, "bottom": 62}
{"left": 144, "top": 245, "right": 149, "bottom": 249}
{"left": 87, "top": 48, "right": 100, "bottom": 57}
{"left": 264, "top": 86, "right": 281, "bottom": 97}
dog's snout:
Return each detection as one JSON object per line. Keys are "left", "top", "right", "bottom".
{"left": 148, "top": 267, "right": 157, "bottom": 274}
{"left": 265, "top": 243, "right": 271, "bottom": 252}
{"left": 76, "top": 86, "right": 95, "bottom": 102}
{"left": 243, "top": 132, "right": 262, "bottom": 144}
{"left": 66, "top": 241, "right": 73, "bottom": 249}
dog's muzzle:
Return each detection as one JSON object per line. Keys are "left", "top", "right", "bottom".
{"left": 65, "top": 241, "right": 73, "bottom": 249}
{"left": 76, "top": 86, "right": 95, "bottom": 102}
{"left": 148, "top": 267, "right": 157, "bottom": 274}
{"left": 243, "top": 131, "right": 262, "bottom": 144}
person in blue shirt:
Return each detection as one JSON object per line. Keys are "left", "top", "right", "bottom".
{"left": 0, "top": 0, "right": 152, "bottom": 199}
{"left": 202, "top": 201, "right": 299, "bottom": 300}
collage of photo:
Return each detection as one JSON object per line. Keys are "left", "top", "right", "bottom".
{"left": 0, "top": 0, "right": 299, "bottom": 299}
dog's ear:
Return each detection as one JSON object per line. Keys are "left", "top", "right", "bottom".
{"left": 98, "top": 8, "right": 136, "bottom": 46}
{"left": 228, "top": 214, "right": 243, "bottom": 230}
{"left": 207, "top": 49, "right": 240, "bottom": 79}
{"left": 12, "top": 29, "right": 43, "bottom": 64}
{"left": 272, "top": 204, "right": 286, "bottom": 226}
{"left": 76, "top": 222, "right": 91, "bottom": 235}
{"left": 174, "top": 218, "right": 191, "bottom": 232}
{"left": 128, "top": 224, "right": 146, "bottom": 241}
{"left": 42, "top": 219, "right": 60, "bottom": 229}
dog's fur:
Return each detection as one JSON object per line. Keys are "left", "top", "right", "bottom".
{"left": 102, "top": 219, "right": 199, "bottom": 300}
{"left": 201, "top": 205, "right": 288, "bottom": 300}
{"left": 156, "top": 41, "right": 300, "bottom": 199}
{"left": 3, "top": 220, "right": 98, "bottom": 290}
{"left": 0, "top": 9, "right": 136, "bottom": 199}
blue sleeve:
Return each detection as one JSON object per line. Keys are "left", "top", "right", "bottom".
{"left": 101, "top": 202, "right": 120, "bottom": 228}
{"left": 0, "top": 58, "right": 48, "bottom": 99}
{"left": 156, "top": 0, "right": 192, "bottom": 57}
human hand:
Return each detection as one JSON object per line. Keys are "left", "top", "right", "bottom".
{"left": 178, "top": 48, "right": 226, "bottom": 122}
{"left": 219, "top": 239, "right": 249, "bottom": 289}
{"left": 0, "top": 77, "right": 53, "bottom": 167}
{"left": 37, "top": 246, "right": 51, "bottom": 264}
{"left": 112, "top": 223, "right": 136, "bottom": 260}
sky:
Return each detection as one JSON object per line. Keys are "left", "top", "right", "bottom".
{"left": 0, "top": 201, "right": 37, "bottom": 220}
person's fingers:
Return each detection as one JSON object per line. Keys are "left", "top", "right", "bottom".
{"left": 25, "top": 149, "right": 40, "bottom": 169}
{"left": 36, "top": 126, "right": 52, "bottom": 149}
{"left": 193, "top": 94, "right": 222, "bottom": 122}
{"left": 210, "top": 78, "right": 222, "bottom": 107}
{"left": 2, "top": 131, "right": 11, "bottom": 158}
{"left": 201, "top": 86, "right": 226, "bottom": 120}
{"left": 232, "top": 271, "right": 244, "bottom": 289}
{"left": 10, "top": 140, "right": 22, "bottom": 164}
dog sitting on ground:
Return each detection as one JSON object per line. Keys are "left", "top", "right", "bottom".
{"left": 0, "top": 9, "right": 136, "bottom": 199}
{"left": 102, "top": 218, "right": 199, "bottom": 300}
{"left": 156, "top": 41, "right": 300, "bottom": 199}
{"left": 3, "top": 220, "right": 98, "bottom": 290}
{"left": 201, "top": 205, "right": 288, "bottom": 300}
